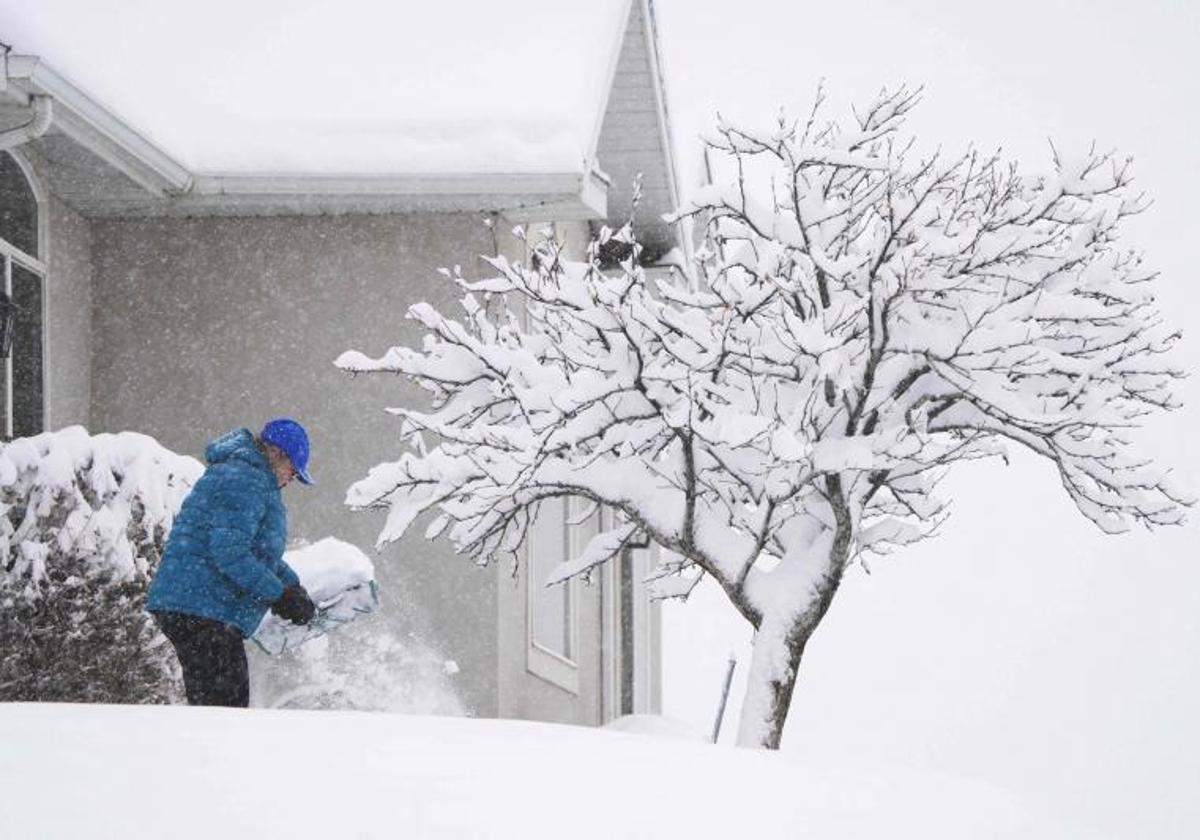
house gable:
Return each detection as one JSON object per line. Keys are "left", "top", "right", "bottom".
{"left": 592, "top": 0, "right": 683, "bottom": 259}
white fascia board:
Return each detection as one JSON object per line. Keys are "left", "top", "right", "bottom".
{"left": 580, "top": 165, "right": 610, "bottom": 216}
{"left": 185, "top": 166, "right": 607, "bottom": 219}
{"left": 502, "top": 165, "right": 607, "bottom": 221}
{"left": 640, "top": 0, "right": 682, "bottom": 211}
{"left": 76, "top": 165, "right": 608, "bottom": 219}
{"left": 639, "top": 0, "right": 688, "bottom": 255}
{"left": 584, "top": 0, "right": 637, "bottom": 165}
{"left": 6, "top": 55, "right": 193, "bottom": 196}
{"left": 192, "top": 169, "right": 600, "bottom": 199}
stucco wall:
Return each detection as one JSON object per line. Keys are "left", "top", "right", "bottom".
{"left": 12, "top": 148, "right": 94, "bottom": 433}
{"left": 89, "top": 212, "right": 499, "bottom": 716}
{"left": 45, "top": 193, "right": 94, "bottom": 430}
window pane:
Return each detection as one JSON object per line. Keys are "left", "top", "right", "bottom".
{"left": 619, "top": 549, "right": 635, "bottom": 715}
{"left": 0, "top": 153, "right": 37, "bottom": 259}
{"left": 0, "top": 266, "right": 7, "bottom": 437}
{"left": 0, "top": 363, "right": 7, "bottom": 438}
{"left": 12, "top": 263, "right": 43, "bottom": 438}
{"left": 531, "top": 497, "right": 572, "bottom": 659}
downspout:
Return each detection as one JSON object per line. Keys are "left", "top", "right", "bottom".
{"left": 0, "top": 44, "right": 54, "bottom": 151}
{"left": 0, "top": 95, "right": 53, "bottom": 151}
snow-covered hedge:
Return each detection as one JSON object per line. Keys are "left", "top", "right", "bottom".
{"left": 0, "top": 427, "right": 202, "bottom": 703}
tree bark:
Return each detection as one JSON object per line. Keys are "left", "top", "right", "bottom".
{"left": 735, "top": 477, "right": 854, "bottom": 749}
{"left": 734, "top": 572, "right": 842, "bottom": 749}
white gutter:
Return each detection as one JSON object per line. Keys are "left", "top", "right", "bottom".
{"left": 159, "top": 167, "right": 608, "bottom": 220}
{"left": 192, "top": 170, "right": 604, "bottom": 199}
{"left": 0, "top": 94, "right": 52, "bottom": 151}
{"left": 4, "top": 54, "right": 193, "bottom": 196}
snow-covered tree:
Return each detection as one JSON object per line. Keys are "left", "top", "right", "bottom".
{"left": 0, "top": 427, "right": 201, "bottom": 703}
{"left": 339, "top": 88, "right": 1187, "bottom": 748}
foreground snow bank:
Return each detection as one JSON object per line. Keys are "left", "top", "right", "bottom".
{"left": 602, "top": 712, "right": 709, "bottom": 742}
{"left": 0, "top": 703, "right": 1109, "bottom": 840}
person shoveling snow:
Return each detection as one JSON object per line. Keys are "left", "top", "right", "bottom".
{"left": 252, "top": 537, "right": 378, "bottom": 656}
{"left": 146, "top": 419, "right": 322, "bottom": 707}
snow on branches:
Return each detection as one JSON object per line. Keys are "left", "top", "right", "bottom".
{"left": 341, "top": 86, "right": 1187, "bottom": 747}
{"left": 0, "top": 427, "right": 201, "bottom": 597}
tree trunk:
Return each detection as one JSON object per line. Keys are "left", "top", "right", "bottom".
{"left": 734, "top": 592, "right": 831, "bottom": 749}
{"left": 735, "top": 477, "right": 853, "bottom": 749}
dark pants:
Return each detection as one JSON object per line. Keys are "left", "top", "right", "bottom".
{"left": 154, "top": 612, "right": 250, "bottom": 707}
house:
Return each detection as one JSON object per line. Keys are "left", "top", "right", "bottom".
{"left": 0, "top": 0, "right": 683, "bottom": 725}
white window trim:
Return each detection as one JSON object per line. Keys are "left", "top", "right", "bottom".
{"left": 599, "top": 509, "right": 621, "bottom": 722}
{"left": 597, "top": 508, "right": 658, "bottom": 719}
{"left": 0, "top": 149, "right": 48, "bottom": 440}
{"left": 515, "top": 255, "right": 583, "bottom": 695}
{"left": 525, "top": 499, "right": 581, "bottom": 695}
{"left": 628, "top": 543, "right": 657, "bottom": 714}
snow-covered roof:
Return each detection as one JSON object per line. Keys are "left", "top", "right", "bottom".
{"left": 1, "top": 0, "right": 626, "bottom": 175}
{"left": 0, "top": 0, "right": 680, "bottom": 241}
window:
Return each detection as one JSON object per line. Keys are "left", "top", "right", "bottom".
{"left": 530, "top": 496, "right": 574, "bottom": 661}
{"left": 600, "top": 523, "right": 658, "bottom": 721}
{"left": 526, "top": 496, "right": 597, "bottom": 692}
{"left": 0, "top": 152, "right": 45, "bottom": 440}
{"left": 623, "top": 544, "right": 657, "bottom": 714}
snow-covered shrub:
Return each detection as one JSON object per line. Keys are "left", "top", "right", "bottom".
{"left": 339, "top": 88, "right": 1187, "bottom": 748}
{"left": 0, "top": 426, "right": 202, "bottom": 703}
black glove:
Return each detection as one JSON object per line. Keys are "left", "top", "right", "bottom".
{"left": 271, "top": 585, "right": 316, "bottom": 626}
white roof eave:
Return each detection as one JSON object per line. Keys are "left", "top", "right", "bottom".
{"left": 171, "top": 167, "right": 609, "bottom": 220}
{"left": 6, "top": 54, "right": 193, "bottom": 196}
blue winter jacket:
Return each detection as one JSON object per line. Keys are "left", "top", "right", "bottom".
{"left": 147, "top": 429, "right": 300, "bottom": 637}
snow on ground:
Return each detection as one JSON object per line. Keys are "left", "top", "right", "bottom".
{"left": 602, "top": 712, "right": 708, "bottom": 742}
{"left": 0, "top": 703, "right": 1112, "bottom": 839}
